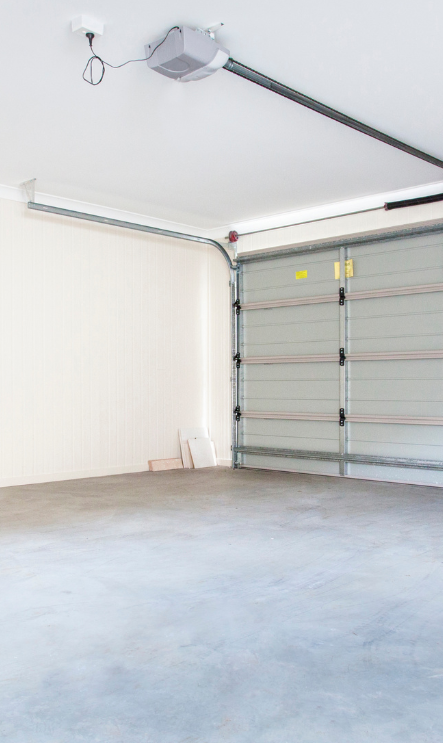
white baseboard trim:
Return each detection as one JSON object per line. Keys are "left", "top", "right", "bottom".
{"left": 0, "top": 464, "right": 152, "bottom": 489}
{"left": 0, "top": 461, "right": 234, "bottom": 487}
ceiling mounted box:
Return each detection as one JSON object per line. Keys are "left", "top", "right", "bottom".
{"left": 71, "top": 15, "right": 104, "bottom": 37}
{"left": 146, "top": 26, "right": 229, "bottom": 82}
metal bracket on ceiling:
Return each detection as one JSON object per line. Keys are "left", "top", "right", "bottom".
{"left": 22, "top": 178, "right": 36, "bottom": 204}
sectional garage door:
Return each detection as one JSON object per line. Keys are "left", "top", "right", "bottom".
{"left": 233, "top": 226, "right": 443, "bottom": 486}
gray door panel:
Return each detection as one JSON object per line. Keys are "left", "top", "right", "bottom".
{"left": 348, "top": 422, "right": 443, "bottom": 460}
{"left": 348, "top": 295, "right": 443, "bottom": 354}
{"left": 242, "top": 453, "right": 340, "bottom": 476}
{"left": 348, "top": 236, "right": 443, "bottom": 292}
{"left": 243, "top": 304, "right": 339, "bottom": 357}
{"left": 349, "top": 359, "right": 443, "bottom": 417}
{"left": 238, "top": 229, "right": 443, "bottom": 485}
{"left": 242, "top": 418, "right": 339, "bottom": 452}
{"left": 243, "top": 362, "right": 339, "bottom": 414}
{"left": 347, "top": 463, "right": 443, "bottom": 487}
{"left": 242, "top": 251, "right": 339, "bottom": 303}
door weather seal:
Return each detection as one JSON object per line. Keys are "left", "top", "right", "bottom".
{"left": 385, "top": 192, "right": 443, "bottom": 210}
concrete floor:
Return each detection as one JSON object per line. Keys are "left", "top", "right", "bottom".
{"left": 1, "top": 469, "right": 443, "bottom": 742}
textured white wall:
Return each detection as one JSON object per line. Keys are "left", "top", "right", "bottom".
{"left": 0, "top": 199, "right": 231, "bottom": 486}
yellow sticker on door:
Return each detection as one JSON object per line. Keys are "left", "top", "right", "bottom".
{"left": 295, "top": 270, "right": 308, "bottom": 279}
{"left": 334, "top": 259, "right": 354, "bottom": 279}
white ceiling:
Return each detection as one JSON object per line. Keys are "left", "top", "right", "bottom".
{"left": 1, "top": 0, "right": 443, "bottom": 229}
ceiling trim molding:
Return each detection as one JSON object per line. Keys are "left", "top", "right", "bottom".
{"left": 0, "top": 184, "right": 214, "bottom": 239}
{"left": 217, "top": 179, "right": 443, "bottom": 238}
{"left": 2, "top": 179, "right": 443, "bottom": 242}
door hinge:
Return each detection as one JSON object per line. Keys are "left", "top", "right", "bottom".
{"left": 233, "top": 299, "right": 241, "bottom": 315}
{"left": 339, "top": 347, "right": 346, "bottom": 366}
{"left": 339, "top": 408, "right": 346, "bottom": 426}
{"left": 234, "top": 406, "right": 242, "bottom": 421}
{"left": 339, "top": 287, "right": 345, "bottom": 305}
{"left": 233, "top": 352, "right": 242, "bottom": 368}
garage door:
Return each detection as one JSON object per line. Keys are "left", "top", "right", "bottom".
{"left": 233, "top": 225, "right": 443, "bottom": 486}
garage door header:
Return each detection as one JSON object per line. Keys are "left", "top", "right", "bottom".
{"left": 236, "top": 221, "right": 443, "bottom": 264}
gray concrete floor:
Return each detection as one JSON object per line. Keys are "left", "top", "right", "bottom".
{"left": 1, "top": 468, "right": 443, "bottom": 742}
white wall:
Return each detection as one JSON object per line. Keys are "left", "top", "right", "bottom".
{"left": 0, "top": 199, "right": 231, "bottom": 487}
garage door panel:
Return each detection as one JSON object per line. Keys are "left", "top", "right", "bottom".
{"left": 349, "top": 361, "right": 443, "bottom": 416}
{"left": 242, "top": 252, "right": 339, "bottom": 303}
{"left": 348, "top": 237, "right": 443, "bottom": 292}
{"left": 348, "top": 297, "right": 443, "bottom": 354}
{"left": 243, "top": 305, "right": 339, "bottom": 346}
{"left": 242, "top": 454, "right": 340, "bottom": 476}
{"left": 349, "top": 334, "right": 443, "bottom": 354}
{"left": 243, "top": 318, "right": 338, "bottom": 350}
{"left": 349, "top": 440, "right": 443, "bottom": 461}
{"left": 243, "top": 250, "right": 338, "bottom": 275}
{"left": 243, "top": 391, "right": 338, "bottom": 415}
{"left": 243, "top": 362, "right": 338, "bottom": 414}
{"left": 237, "top": 228, "right": 443, "bottom": 484}
{"left": 348, "top": 266, "right": 443, "bottom": 293}
{"left": 242, "top": 300, "right": 339, "bottom": 357}
{"left": 348, "top": 422, "right": 443, "bottom": 458}
{"left": 349, "top": 292, "right": 443, "bottom": 317}
{"left": 349, "top": 233, "right": 443, "bottom": 257}
{"left": 350, "top": 377, "right": 443, "bottom": 401}
{"left": 245, "top": 303, "right": 339, "bottom": 325}
{"left": 349, "top": 398, "right": 443, "bottom": 417}
{"left": 243, "top": 362, "right": 340, "bottom": 383}
{"left": 349, "top": 359, "right": 443, "bottom": 380}
{"left": 242, "top": 418, "right": 339, "bottom": 452}
{"left": 244, "top": 379, "right": 337, "bottom": 402}
{"left": 346, "top": 463, "right": 443, "bottom": 487}
{"left": 349, "top": 315, "right": 443, "bottom": 347}
{"left": 243, "top": 338, "right": 340, "bottom": 357}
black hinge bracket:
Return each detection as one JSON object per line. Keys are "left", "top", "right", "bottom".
{"left": 233, "top": 299, "right": 241, "bottom": 315}
{"left": 339, "top": 287, "right": 345, "bottom": 305}
{"left": 339, "top": 347, "right": 346, "bottom": 366}
{"left": 234, "top": 406, "right": 242, "bottom": 421}
{"left": 339, "top": 408, "right": 346, "bottom": 426}
{"left": 233, "top": 352, "right": 242, "bottom": 368}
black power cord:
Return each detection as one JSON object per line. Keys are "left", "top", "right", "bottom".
{"left": 82, "top": 26, "right": 179, "bottom": 86}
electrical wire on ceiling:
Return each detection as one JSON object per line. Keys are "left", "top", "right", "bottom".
{"left": 82, "top": 26, "right": 178, "bottom": 85}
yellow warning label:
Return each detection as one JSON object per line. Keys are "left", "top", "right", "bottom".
{"left": 295, "top": 270, "right": 308, "bottom": 279}
{"left": 334, "top": 259, "right": 354, "bottom": 279}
